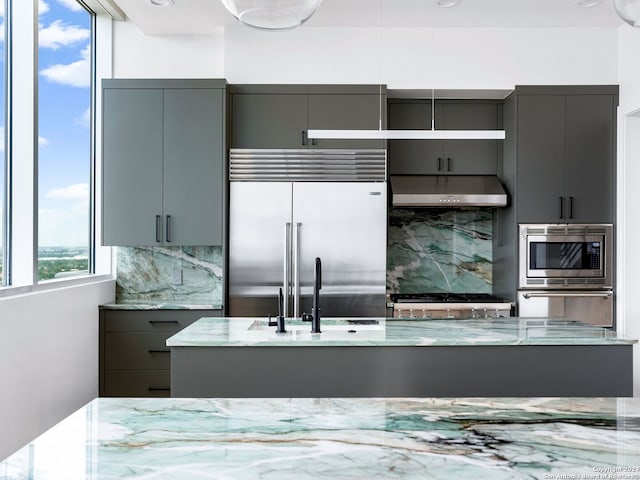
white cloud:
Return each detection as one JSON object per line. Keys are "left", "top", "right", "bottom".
{"left": 39, "top": 0, "right": 50, "bottom": 15}
{"left": 39, "top": 206, "right": 88, "bottom": 246}
{"left": 56, "top": 0, "right": 83, "bottom": 12}
{"left": 39, "top": 136, "right": 50, "bottom": 146}
{"left": 47, "top": 182, "right": 89, "bottom": 201}
{"left": 41, "top": 183, "right": 90, "bottom": 247}
{"left": 40, "top": 44, "right": 90, "bottom": 88}
{"left": 74, "top": 107, "right": 91, "bottom": 128}
{"left": 39, "top": 19, "right": 89, "bottom": 49}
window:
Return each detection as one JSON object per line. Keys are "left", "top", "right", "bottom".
{"left": 37, "top": 0, "right": 92, "bottom": 281}
{"left": 1, "top": 0, "right": 6, "bottom": 284}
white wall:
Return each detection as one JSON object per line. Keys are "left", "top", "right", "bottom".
{"left": 0, "top": 280, "right": 115, "bottom": 460}
{"left": 617, "top": 24, "right": 640, "bottom": 396}
{"left": 112, "top": 22, "right": 225, "bottom": 78}
{"left": 113, "top": 23, "right": 619, "bottom": 87}
{"left": 225, "top": 26, "right": 619, "bottom": 87}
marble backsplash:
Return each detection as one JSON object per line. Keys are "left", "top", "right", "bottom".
{"left": 116, "top": 246, "right": 223, "bottom": 305}
{"left": 387, "top": 208, "right": 493, "bottom": 294}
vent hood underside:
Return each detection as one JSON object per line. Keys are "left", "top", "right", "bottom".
{"left": 390, "top": 175, "right": 508, "bottom": 207}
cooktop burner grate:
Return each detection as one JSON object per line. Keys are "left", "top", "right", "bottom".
{"left": 390, "top": 293, "right": 507, "bottom": 303}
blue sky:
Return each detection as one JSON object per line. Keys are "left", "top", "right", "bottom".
{"left": 0, "top": 1, "right": 91, "bottom": 249}
{"left": 38, "top": 0, "right": 91, "bottom": 248}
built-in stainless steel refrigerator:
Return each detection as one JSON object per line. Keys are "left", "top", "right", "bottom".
{"left": 228, "top": 149, "right": 387, "bottom": 318}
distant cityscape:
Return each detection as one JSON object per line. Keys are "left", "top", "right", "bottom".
{"left": 0, "top": 246, "right": 89, "bottom": 282}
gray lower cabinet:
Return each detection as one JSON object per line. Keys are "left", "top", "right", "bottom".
{"left": 99, "top": 308, "right": 221, "bottom": 397}
{"left": 515, "top": 87, "right": 617, "bottom": 224}
{"left": 230, "top": 85, "right": 385, "bottom": 149}
{"left": 388, "top": 100, "right": 501, "bottom": 175}
{"left": 102, "top": 79, "right": 226, "bottom": 246}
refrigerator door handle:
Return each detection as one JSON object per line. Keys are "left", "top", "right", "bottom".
{"left": 293, "top": 222, "right": 301, "bottom": 318}
{"left": 283, "top": 222, "right": 292, "bottom": 318}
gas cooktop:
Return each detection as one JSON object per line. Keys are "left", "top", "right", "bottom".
{"left": 389, "top": 293, "right": 513, "bottom": 319}
{"left": 390, "top": 293, "right": 507, "bottom": 304}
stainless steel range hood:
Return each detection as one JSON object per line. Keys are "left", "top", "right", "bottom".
{"left": 390, "top": 175, "right": 508, "bottom": 207}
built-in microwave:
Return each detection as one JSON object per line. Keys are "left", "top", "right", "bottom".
{"left": 518, "top": 224, "right": 613, "bottom": 289}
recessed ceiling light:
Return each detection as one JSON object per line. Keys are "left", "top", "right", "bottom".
{"left": 576, "top": 0, "right": 603, "bottom": 7}
{"left": 435, "top": 0, "right": 461, "bottom": 6}
{"left": 147, "top": 0, "right": 174, "bottom": 7}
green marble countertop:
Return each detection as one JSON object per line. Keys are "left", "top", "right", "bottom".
{"left": 2, "top": 397, "right": 639, "bottom": 479}
{"left": 166, "top": 316, "right": 635, "bottom": 347}
{"left": 100, "top": 303, "right": 223, "bottom": 311}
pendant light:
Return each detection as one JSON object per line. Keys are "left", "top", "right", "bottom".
{"left": 220, "top": 0, "right": 323, "bottom": 31}
{"left": 612, "top": 0, "right": 640, "bottom": 28}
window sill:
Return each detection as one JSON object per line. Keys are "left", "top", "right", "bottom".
{"left": 0, "top": 274, "right": 114, "bottom": 300}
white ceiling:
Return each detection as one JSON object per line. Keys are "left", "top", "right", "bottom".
{"left": 111, "top": 0, "right": 624, "bottom": 36}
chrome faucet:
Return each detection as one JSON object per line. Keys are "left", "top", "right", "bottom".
{"left": 311, "top": 257, "right": 322, "bottom": 333}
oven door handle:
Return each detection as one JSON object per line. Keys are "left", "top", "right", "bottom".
{"left": 522, "top": 292, "right": 612, "bottom": 299}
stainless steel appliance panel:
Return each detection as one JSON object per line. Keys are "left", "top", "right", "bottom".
{"left": 229, "top": 182, "right": 293, "bottom": 317}
{"left": 293, "top": 182, "right": 387, "bottom": 317}
{"left": 519, "top": 224, "right": 613, "bottom": 289}
{"left": 517, "top": 290, "right": 613, "bottom": 327}
{"left": 229, "top": 181, "right": 387, "bottom": 318}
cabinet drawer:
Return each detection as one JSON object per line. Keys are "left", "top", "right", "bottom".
{"left": 102, "top": 309, "right": 220, "bottom": 332}
{"left": 103, "top": 370, "right": 171, "bottom": 397}
{"left": 104, "top": 333, "right": 172, "bottom": 369}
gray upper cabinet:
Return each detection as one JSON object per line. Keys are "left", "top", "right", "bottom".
{"left": 387, "top": 100, "right": 441, "bottom": 174}
{"left": 231, "top": 93, "right": 308, "bottom": 148}
{"left": 103, "top": 88, "right": 164, "bottom": 245}
{"left": 307, "top": 94, "right": 384, "bottom": 149}
{"left": 564, "top": 95, "right": 615, "bottom": 223}
{"left": 230, "top": 85, "right": 385, "bottom": 149}
{"left": 388, "top": 100, "right": 500, "bottom": 175}
{"left": 440, "top": 103, "right": 501, "bottom": 175}
{"left": 163, "top": 88, "right": 224, "bottom": 245}
{"left": 102, "top": 79, "right": 226, "bottom": 246}
{"left": 515, "top": 87, "right": 617, "bottom": 224}
{"left": 516, "top": 95, "right": 566, "bottom": 224}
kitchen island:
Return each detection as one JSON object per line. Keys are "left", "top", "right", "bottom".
{"left": 1, "top": 397, "right": 639, "bottom": 479}
{"left": 167, "top": 317, "right": 634, "bottom": 397}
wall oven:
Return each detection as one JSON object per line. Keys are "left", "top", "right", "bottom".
{"left": 517, "top": 290, "right": 613, "bottom": 327}
{"left": 518, "top": 224, "right": 614, "bottom": 327}
{"left": 519, "top": 223, "right": 613, "bottom": 289}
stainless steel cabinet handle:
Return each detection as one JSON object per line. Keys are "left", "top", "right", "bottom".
{"left": 155, "top": 215, "right": 162, "bottom": 242}
{"left": 283, "top": 222, "right": 292, "bottom": 318}
{"left": 559, "top": 197, "right": 564, "bottom": 219}
{"left": 522, "top": 292, "right": 612, "bottom": 299}
{"left": 166, "top": 215, "right": 171, "bottom": 243}
{"left": 293, "top": 222, "right": 301, "bottom": 318}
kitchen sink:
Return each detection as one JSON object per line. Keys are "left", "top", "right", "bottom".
{"left": 248, "top": 318, "right": 383, "bottom": 332}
